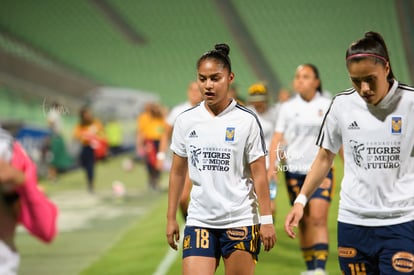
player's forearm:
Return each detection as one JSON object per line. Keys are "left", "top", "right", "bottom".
{"left": 256, "top": 181, "right": 273, "bottom": 216}
{"left": 251, "top": 157, "right": 273, "bottom": 216}
{"left": 267, "top": 132, "right": 283, "bottom": 180}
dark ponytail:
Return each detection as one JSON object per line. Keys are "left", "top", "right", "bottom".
{"left": 346, "top": 31, "right": 395, "bottom": 81}
{"left": 197, "top": 43, "right": 232, "bottom": 73}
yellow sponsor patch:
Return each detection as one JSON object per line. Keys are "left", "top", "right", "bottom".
{"left": 338, "top": 247, "right": 357, "bottom": 258}
{"left": 226, "top": 227, "right": 248, "bottom": 241}
{"left": 392, "top": 252, "right": 414, "bottom": 273}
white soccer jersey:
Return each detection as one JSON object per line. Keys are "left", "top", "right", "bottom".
{"left": 166, "top": 101, "right": 192, "bottom": 126}
{"left": 275, "top": 93, "right": 331, "bottom": 174}
{"left": 317, "top": 80, "right": 414, "bottom": 226}
{"left": 171, "top": 100, "right": 266, "bottom": 228}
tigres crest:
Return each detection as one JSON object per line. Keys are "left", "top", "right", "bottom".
{"left": 225, "top": 127, "right": 235, "bottom": 141}
{"left": 391, "top": 117, "right": 402, "bottom": 134}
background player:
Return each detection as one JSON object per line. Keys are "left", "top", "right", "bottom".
{"left": 268, "top": 64, "right": 333, "bottom": 275}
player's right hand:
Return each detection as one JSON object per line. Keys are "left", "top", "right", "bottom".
{"left": 166, "top": 220, "right": 180, "bottom": 250}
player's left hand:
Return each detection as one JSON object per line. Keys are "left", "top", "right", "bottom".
{"left": 260, "top": 223, "right": 276, "bottom": 252}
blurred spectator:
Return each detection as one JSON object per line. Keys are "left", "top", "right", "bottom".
{"left": 277, "top": 87, "right": 291, "bottom": 103}
{"left": 43, "top": 134, "right": 74, "bottom": 182}
{"left": 136, "top": 102, "right": 167, "bottom": 190}
{"left": 46, "top": 101, "right": 64, "bottom": 135}
{"left": 228, "top": 83, "right": 246, "bottom": 105}
{"left": 157, "top": 81, "right": 202, "bottom": 220}
{"left": 73, "top": 106, "right": 107, "bottom": 193}
{"left": 105, "top": 117, "right": 124, "bottom": 157}
{"left": 273, "top": 87, "right": 291, "bottom": 122}
{"left": 43, "top": 101, "right": 74, "bottom": 182}
{"left": 0, "top": 127, "right": 58, "bottom": 275}
{"left": 246, "top": 83, "right": 279, "bottom": 219}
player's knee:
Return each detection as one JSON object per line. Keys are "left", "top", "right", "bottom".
{"left": 309, "top": 216, "right": 327, "bottom": 228}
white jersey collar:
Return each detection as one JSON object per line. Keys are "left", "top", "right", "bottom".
{"left": 366, "top": 80, "right": 400, "bottom": 121}
{"left": 202, "top": 99, "right": 237, "bottom": 117}
{"left": 296, "top": 91, "right": 322, "bottom": 103}
{"left": 373, "top": 79, "right": 399, "bottom": 108}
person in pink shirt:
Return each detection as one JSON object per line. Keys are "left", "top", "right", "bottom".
{"left": 0, "top": 128, "right": 58, "bottom": 274}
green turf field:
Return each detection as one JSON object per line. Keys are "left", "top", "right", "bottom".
{"left": 16, "top": 154, "right": 343, "bottom": 275}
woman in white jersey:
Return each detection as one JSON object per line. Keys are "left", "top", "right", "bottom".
{"left": 268, "top": 64, "right": 333, "bottom": 275}
{"left": 166, "top": 43, "right": 276, "bottom": 275}
{"left": 285, "top": 31, "right": 414, "bottom": 275}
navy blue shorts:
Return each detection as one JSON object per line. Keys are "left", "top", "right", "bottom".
{"left": 338, "top": 221, "right": 414, "bottom": 275}
{"left": 182, "top": 225, "right": 261, "bottom": 261}
{"left": 285, "top": 169, "right": 334, "bottom": 205}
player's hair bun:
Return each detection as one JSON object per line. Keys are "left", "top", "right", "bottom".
{"left": 364, "top": 31, "right": 385, "bottom": 46}
{"left": 214, "top": 43, "right": 230, "bottom": 56}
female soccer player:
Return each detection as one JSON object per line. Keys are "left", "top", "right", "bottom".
{"left": 166, "top": 43, "right": 276, "bottom": 275}
{"left": 268, "top": 64, "right": 333, "bottom": 275}
{"left": 285, "top": 31, "right": 414, "bottom": 275}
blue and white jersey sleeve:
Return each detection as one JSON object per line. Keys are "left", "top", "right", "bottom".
{"left": 245, "top": 115, "right": 267, "bottom": 164}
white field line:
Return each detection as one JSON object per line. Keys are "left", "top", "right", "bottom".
{"left": 153, "top": 225, "right": 184, "bottom": 275}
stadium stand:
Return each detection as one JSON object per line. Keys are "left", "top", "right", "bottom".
{"left": 0, "top": 0, "right": 256, "bottom": 108}
{"left": 395, "top": 0, "right": 414, "bottom": 82}
{"left": 233, "top": 0, "right": 411, "bottom": 94}
{"left": 0, "top": 0, "right": 412, "bottom": 114}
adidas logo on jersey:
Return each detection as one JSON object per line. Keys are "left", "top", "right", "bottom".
{"left": 348, "top": 121, "right": 360, "bottom": 130}
{"left": 188, "top": 130, "right": 198, "bottom": 138}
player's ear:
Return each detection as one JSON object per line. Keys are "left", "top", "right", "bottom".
{"left": 384, "top": 62, "right": 390, "bottom": 76}
{"left": 228, "top": 72, "right": 235, "bottom": 83}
